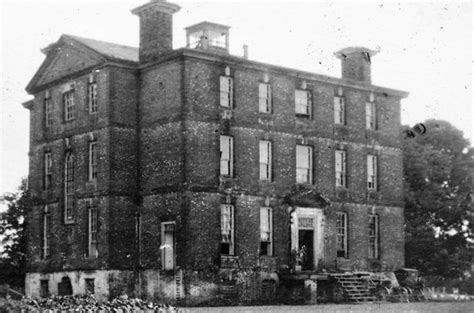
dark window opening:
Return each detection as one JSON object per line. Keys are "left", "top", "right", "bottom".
{"left": 40, "top": 280, "right": 49, "bottom": 298}
{"left": 85, "top": 278, "right": 95, "bottom": 294}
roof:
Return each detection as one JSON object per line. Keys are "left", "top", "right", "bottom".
{"left": 42, "top": 34, "right": 139, "bottom": 63}
{"left": 185, "top": 21, "right": 231, "bottom": 33}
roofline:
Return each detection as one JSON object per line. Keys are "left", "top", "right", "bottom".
{"left": 184, "top": 21, "right": 231, "bottom": 31}
{"left": 140, "top": 48, "right": 409, "bottom": 98}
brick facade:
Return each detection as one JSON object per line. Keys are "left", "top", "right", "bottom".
{"left": 23, "top": 0, "right": 407, "bottom": 304}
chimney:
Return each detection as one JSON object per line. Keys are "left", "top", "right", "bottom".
{"left": 243, "top": 45, "right": 248, "bottom": 59}
{"left": 334, "top": 47, "right": 378, "bottom": 83}
{"left": 131, "top": 0, "right": 181, "bottom": 63}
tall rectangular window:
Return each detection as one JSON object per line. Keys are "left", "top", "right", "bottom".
{"left": 44, "top": 94, "right": 53, "bottom": 127}
{"left": 220, "top": 136, "right": 233, "bottom": 177}
{"left": 295, "top": 89, "right": 312, "bottom": 116}
{"left": 88, "top": 207, "right": 98, "bottom": 258}
{"left": 220, "top": 76, "right": 233, "bottom": 108}
{"left": 161, "top": 222, "right": 175, "bottom": 270}
{"left": 258, "top": 83, "right": 272, "bottom": 113}
{"left": 88, "top": 142, "right": 97, "bottom": 181}
{"left": 335, "top": 150, "right": 347, "bottom": 188}
{"left": 336, "top": 212, "right": 348, "bottom": 258}
{"left": 42, "top": 205, "right": 51, "bottom": 259}
{"left": 44, "top": 152, "right": 52, "bottom": 190}
{"left": 220, "top": 204, "right": 235, "bottom": 255}
{"left": 88, "top": 80, "right": 98, "bottom": 114}
{"left": 296, "top": 145, "right": 313, "bottom": 184}
{"left": 260, "top": 207, "right": 273, "bottom": 256}
{"left": 334, "top": 96, "right": 345, "bottom": 125}
{"left": 366, "top": 101, "right": 376, "bottom": 130}
{"left": 367, "top": 154, "right": 378, "bottom": 190}
{"left": 368, "top": 214, "right": 379, "bottom": 259}
{"left": 63, "top": 91, "right": 75, "bottom": 121}
{"left": 64, "top": 152, "right": 74, "bottom": 222}
{"left": 259, "top": 140, "right": 272, "bottom": 181}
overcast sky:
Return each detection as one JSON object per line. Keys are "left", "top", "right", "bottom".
{"left": 0, "top": 0, "right": 472, "bottom": 196}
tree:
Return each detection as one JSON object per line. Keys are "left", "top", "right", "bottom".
{"left": 0, "top": 179, "right": 29, "bottom": 288}
{"left": 403, "top": 119, "right": 473, "bottom": 280}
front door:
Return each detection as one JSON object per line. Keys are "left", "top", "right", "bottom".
{"left": 291, "top": 207, "right": 324, "bottom": 271}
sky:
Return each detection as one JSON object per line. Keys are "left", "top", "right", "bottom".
{"left": 0, "top": 0, "right": 472, "bottom": 197}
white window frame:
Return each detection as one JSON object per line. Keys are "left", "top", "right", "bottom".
{"left": 367, "top": 154, "right": 378, "bottom": 190}
{"left": 334, "top": 96, "right": 345, "bottom": 125}
{"left": 64, "top": 152, "right": 74, "bottom": 223}
{"left": 42, "top": 205, "right": 51, "bottom": 259}
{"left": 366, "top": 101, "right": 376, "bottom": 130}
{"left": 220, "top": 76, "right": 234, "bottom": 108}
{"left": 258, "top": 83, "right": 272, "bottom": 113}
{"left": 296, "top": 145, "right": 313, "bottom": 184}
{"left": 88, "top": 142, "right": 98, "bottom": 181}
{"left": 44, "top": 152, "right": 52, "bottom": 190}
{"left": 63, "top": 91, "right": 75, "bottom": 121}
{"left": 368, "top": 214, "right": 379, "bottom": 259}
{"left": 336, "top": 212, "right": 348, "bottom": 258}
{"left": 260, "top": 207, "right": 273, "bottom": 256}
{"left": 335, "top": 150, "right": 347, "bottom": 188}
{"left": 220, "top": 204, "right": 235, "bottom": 256}
{"left": 220, "top": 135, "right": 234, "bottom": 177}
{"left": 259, "top": 140, "right": 272, "bottom": 181}
{"left": 295, "top": 89, "right": 312, "bottom": 116}
{"left": 88, "top": 207, "right": 98, "bottom": 258}
{"left": 161, "top": 221, "right": 176, "bottom": 270}
{"left": 88, "top": 81, "right": 98, "bottom": 114}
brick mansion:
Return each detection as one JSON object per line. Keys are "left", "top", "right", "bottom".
{"left": 23, "top": 0, "right": 408, "bottom": 304}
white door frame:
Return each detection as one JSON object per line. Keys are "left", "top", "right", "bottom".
{"left": 291, "top": 207, "right": 325, "bottom": 269}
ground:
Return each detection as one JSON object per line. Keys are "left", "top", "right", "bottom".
{"left": 182, "top": 301, "right": 474, "bottom": 313}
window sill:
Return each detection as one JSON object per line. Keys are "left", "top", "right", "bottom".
{"left": 220, "top": 255, "right": 239, "bottom": 268}
{"left": 295, "top": 113, "right": 311, "bottom": 119}
{"left": 64, "top": 219, "right": 75, "bottom": 225}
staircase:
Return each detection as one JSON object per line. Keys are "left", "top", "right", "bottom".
{"left": 330, "top": 273, "right": 376, "bottom": 303}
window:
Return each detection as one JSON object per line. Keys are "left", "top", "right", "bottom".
{"left": 44, "top": 94, "right": 53, "bottom": 127}
{"left": 367, "top": 154, "right": 378, "bottom": 190}
{"left": 42, "top": 205, "right": 51, "bottom": 259}
{"left": 220, "top": 204, "right": 235, "bottom": 255}
{"left": 220, "top": 136, "right": 233, "bottom": 177}
{"left": 260, "top": 207, "right": 273, "bottom": 256}
{"left": 258, "top": 83, "right": 272, "bottom": 113}
{"left": 43, "top": 152, "right": 52, "bottom": 190}
{"left": 63, "top": 91, "right": 75, "bottom": 121}
{"left": 335, "top": 150, "right": 347, "bottom": 187}
{"left": 64, "top": 152, "right": 74, "bottom": 222}
{"left": 295, "top": 89, "right": 312, "bottom": 116}
{"left": 366, "top": 101, "right": 376, "bottom": 130}
{"left": 161, "top": 222, "right": 175, "bottom": 270}
{"left": 85, "top": 278, "right": 95, "bottom": 294}
{"left": 368, "top": 214, "right": 379, "bottom": 259}
{"left": 88, "top": 142, "right": 97, "bottom": 181}
{"left": 88, "top": 79, "right": 98, "bottom": 114}
{"left": 296, "top": 145, "right": 313, "bottom": 184}
{"left": 88, "top": 207, "right": 98, "bottom": 258}
{"left": 40, "top": 280, "right": 49, "bottom": 298}
{"left": 336, "top": 212, "right": 348, "bottom": 258}
{"left": 334, "top": 96, "right": 345, "bottom": 125}
{"left": 220, "top": 76, "right": 233, "bottom": 107}
{"left": 259, "top": 140, "right": 272, "bottom": 181}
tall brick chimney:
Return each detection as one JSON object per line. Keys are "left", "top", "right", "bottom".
{"left": 334, "top": 47, "right": 378, "bottom": 83}
{"left": 131, "top": 0, "right": 181, "bottom": 63}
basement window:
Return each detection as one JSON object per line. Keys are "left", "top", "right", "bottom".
{"left": 85, "top": 278, "right": 95, "bottom": 294}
